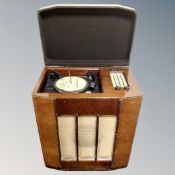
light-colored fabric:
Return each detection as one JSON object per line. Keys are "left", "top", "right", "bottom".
{"left": 58, "top": 115, "right": 77, "bottom": 160}
{"left": 78, "top": 116, "right": 97, "bottom": 160}
{"left": 97, "top": 115, "right": 117, "bottom": 160}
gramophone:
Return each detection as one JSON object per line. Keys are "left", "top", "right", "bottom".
{"left": 32, "top": 4, "right": 143, "bottom": 171}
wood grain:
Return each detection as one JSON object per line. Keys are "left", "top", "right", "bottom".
{"left": 61, "top": 161, "right": 111, "bottom": 171}
{"left": 112, "top": 97, "right": 142, "bottom": 168}
{"left": 32, "top": 96, "right": 61, "bottom": 168}
{"left": 57, "top": 99, "right": 118, "bottom": 115}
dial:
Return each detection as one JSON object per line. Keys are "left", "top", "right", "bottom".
{"left": 54, "top": 76, "right": 89, "bottom": 93}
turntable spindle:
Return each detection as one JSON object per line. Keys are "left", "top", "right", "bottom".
{"left": 68, "top": 70, "right": 72, "bottom": 83}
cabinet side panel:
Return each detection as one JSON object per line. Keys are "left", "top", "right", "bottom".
{"left": 33, "top": 97, "right": 61, "bottom": 168}
{"left": 112, "top": 97, "right": 142, "bottom": 168}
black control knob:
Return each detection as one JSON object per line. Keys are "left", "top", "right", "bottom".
{"left": 124, "top": 86, "right": 129, "bottom": 90}
{"left": 87, "top": 72, "right": 94, "bottom": 81}
{"left": 89, "top": 82, "right": 96, "bottom": 89}
{"left": 49, "top": 71, "right": 59, "bottom": 80}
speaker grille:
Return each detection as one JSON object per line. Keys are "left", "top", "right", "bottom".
{"left": 58, "top": 115, "right": 117, "bottom": 161}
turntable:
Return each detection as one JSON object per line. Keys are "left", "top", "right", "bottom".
{"left": 42, "top": 71, "right": 100, "bottom": 93}
{"left": 32, "top": 4, "right": 143, "bottom": 171}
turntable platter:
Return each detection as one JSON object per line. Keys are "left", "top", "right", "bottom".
{"left": 54, "top": 76, "right": 89, "bottom": 93}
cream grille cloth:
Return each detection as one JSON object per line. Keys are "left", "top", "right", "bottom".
{"left": 58, "top": 115, "right": 76, "bottom": 160}
{"left": 97, "top": 115, "right": 117, "bottom": 160}
{"left": 58, "top": 115, "right": 117, "bottom": 161}
{"left": 78, "top": 116, "right": 97, "bottom": 160}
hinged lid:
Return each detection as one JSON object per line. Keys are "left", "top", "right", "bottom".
{"left": 38, "top": 4, "right": 136, "bottom": 66}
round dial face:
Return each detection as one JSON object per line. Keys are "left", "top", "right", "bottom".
{"left": 54, "top": 76, "right": 89, "bottom": 93}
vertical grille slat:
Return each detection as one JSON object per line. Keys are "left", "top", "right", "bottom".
{"left": 76, "top": 115, "right": 79, "bottom": 161}
{"left": 95, "top": 116, "right": 99, "bottom": 161}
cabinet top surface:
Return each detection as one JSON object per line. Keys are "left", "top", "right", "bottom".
{"left": 32, "top": 66, "right": 143, "bottom": 99}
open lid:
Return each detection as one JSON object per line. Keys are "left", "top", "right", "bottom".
{"left": 38, "top": 4, "right": 136, "bottom": 66}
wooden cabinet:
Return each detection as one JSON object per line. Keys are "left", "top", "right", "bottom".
{"left": 32, "top": 4, "right": 143, "bottom": 171}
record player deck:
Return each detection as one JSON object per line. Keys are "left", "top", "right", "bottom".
{"left": 42, "top": 71, "right": 101, "bottom": 93}
{"left": 42, "top": 69, "right": 129, "bottom": 93}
